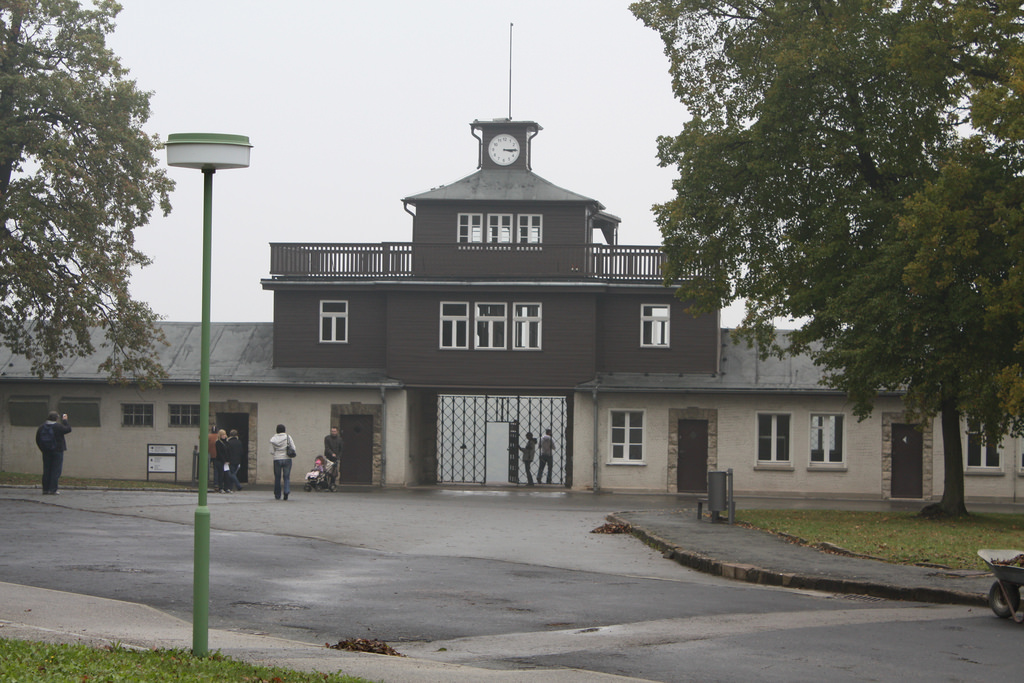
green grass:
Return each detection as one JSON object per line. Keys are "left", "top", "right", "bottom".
{"left": 0, "top": 639, "right": 372, "bottom": 682}
{"left": 737, "top": 509, "right": 1024, "bottom": 570}
{"left": 0, "top": 470, "right": 194, "bottom": 491}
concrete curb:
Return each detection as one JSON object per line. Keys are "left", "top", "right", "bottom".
{"left": 606, "top": 513, "right": 988, "bottom": 608}
{"left": 0, "top": 483, "right": 198, "bottom": 494}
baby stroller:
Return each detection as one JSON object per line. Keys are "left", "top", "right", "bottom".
{"left": 303, "top": 455, "right": 337, "bottom": 492}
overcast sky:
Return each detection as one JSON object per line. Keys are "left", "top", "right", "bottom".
{"left": 108, "top": 1, "right": 743, "bottom": 326}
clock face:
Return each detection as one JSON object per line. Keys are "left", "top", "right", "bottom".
{"left": 488, "top": 134, "right": 520, "bottom": 166}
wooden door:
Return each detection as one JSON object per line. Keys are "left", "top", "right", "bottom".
{"left": 677, "top": 419, "right": 709, "bottom": 493}
{"left": 891, "top": 423, "right": 923, "bottom": 499}
{"left": 215, "top": 412, "right": 249, "bottom": 483}
{"left": 338, "top": 414, "right": 374, "bottom": 485}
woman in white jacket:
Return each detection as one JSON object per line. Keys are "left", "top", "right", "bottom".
{"left": 270, "top": 424, "right": 297, "bottom": 500}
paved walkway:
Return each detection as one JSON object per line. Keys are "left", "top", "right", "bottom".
{"left": 612, "top": 509, "right": 994, "bottom": 606}
{"left": 0, "top": 485, "right": 1018, "bottom": 682}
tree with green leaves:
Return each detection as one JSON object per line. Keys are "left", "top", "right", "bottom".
{"left": 631, "top": 0, "right": 1024, "bottom": 516}
{"left": 0, "top": 0, "right": 173, "bottom": 386}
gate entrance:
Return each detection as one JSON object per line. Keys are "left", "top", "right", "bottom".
{"left": 437, "top": 395, "right": 568, "bottom": 486}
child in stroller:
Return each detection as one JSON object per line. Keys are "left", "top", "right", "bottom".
{"left": 304, "top": 455, "right": 337, "bottom": 492}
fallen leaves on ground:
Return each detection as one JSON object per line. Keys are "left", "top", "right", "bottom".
{"left": 994, "top": 554, "right": 1024, "bottom": 567}
{"left": 591, "top": 522, "right": 632, "bottom": 534}
{"left": 326, "top": 638, "right": 404, "bottom": 656}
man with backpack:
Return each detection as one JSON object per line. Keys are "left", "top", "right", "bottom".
{"left": 36, "top": 411, "right": 72, "bottom": 495}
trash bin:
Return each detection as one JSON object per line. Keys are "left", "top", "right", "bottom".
{"left": 708, "top": 470, "right": 728, "bottom": 514}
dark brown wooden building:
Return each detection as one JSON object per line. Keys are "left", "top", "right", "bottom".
{"left": 262, "top": 119, "right": 720, "bottom": 487}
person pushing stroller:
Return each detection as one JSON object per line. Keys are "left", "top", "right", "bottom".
{"left": 323, "top": 426, "right": 342, "bottom": 487}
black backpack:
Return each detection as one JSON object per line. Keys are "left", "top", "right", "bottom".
{"left": 37, "top": 423, "right": 57, "bottom": 451}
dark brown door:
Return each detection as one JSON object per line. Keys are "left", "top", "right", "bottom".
{"left": 677, "top": 419, "right": 709, "bottom": 493}
{"left": 338, "top": 414, "right": 374, "bottom": 485}
{"left": 891, "top": 423, "right": 923, "bottom": 498}
{"left": 215, "top": 412, "right": 249, "bottom": 483}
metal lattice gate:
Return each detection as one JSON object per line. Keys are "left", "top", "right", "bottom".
{"left": 437, "top": 395, "right": 568, "bottom": 486}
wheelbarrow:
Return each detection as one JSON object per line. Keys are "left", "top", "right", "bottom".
{"left": 978, "top": 549, "right": 1024, "bottom": 622}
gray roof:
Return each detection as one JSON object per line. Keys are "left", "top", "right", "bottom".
{"left": 0, "top": 322, "right": 399, "bottom": 388}
{"left": 2, "top": 325, "right": 868, "bottom": 397}
{"left": 403, "top": 169, "right": 605, "bottom": 208}
{"left": 577, "top": 329, "right": 855, "bottom": 395}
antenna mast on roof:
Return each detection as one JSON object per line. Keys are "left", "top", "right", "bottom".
{"left": 508, "top": 23, "right": 513, "bottom": 120}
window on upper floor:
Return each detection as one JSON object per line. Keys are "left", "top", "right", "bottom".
{"left": 513, "top": 303, "right": 542, "bottom": 350}
{"left": 440, "top": 302, "right": 469, "bottom": 349}
{"left": 757, "top": 413, "right": 790, "bottom": 463}
{"left": 487, "top": 214, "right": 513, "bottom": 243}
{"left": 517, "top": 214, "right": 542, "bottom": 243}
{"left": 809, "top": 414, "right": 844, "bottom": 465}
{"left": 122, "top": 403, "right": 153, "bottom": 427}
{"left": 458, "top": 213, "right": 483, "bottom": 243}
{"left": 475, "top": 303, "right": 507, "bottom": 349}
{"left": 319, "top": 300, "right": 348, "bottom": 343}
{"left": 641, "top": 304, "right": 670, "bottom": 347}
{"left": 457, "top": 213, "right": 542, "bottom": 244}
{"left": 610, "top": 410, "right": 644, "bottom": 462}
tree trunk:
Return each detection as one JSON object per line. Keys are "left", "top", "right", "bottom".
{"left": 922, "top": 398, "right": 969, "bottom": 518}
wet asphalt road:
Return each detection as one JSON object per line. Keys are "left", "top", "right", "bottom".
{"left": 1, "top": 487, "right": 1020, "bottom": 681}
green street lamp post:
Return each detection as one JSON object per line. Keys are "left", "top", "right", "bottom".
{"left": 165, "top": 133, "right": 251, "bottom": 656}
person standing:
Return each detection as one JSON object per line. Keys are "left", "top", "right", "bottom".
{"left": 519, "top": 432, "right": 536, "bottom": 486}
{"left": 208, "top": 427, "right": 223, "bottom": 493}
{"left": 323, "top": 426, "right": 343, "bottom": 486}
{"left": 270, "top": 424, "right": 296, "bottom": 501}
{"left": 214, "top": 429, "right": 230, "bottom": 493}
{"left": 36, "top": 411, "right": 71, "bottom": 495}
{"left": 537, "top": 429, "right": 555, "bottom": 485}
{"left": 224, "top": 429, "right": 245, "bottom": 492}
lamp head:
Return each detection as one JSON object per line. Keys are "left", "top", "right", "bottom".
{"left": 165, "top": 133, "right": 251, "bottom": 170}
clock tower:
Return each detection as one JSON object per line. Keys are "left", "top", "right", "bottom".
{"left": 473, "top": 119, "right": 541, "bottom": 171}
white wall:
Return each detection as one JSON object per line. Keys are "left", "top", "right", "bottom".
{"left": 571, "top": 390, "right": 1024, "bottom": 502}
{"left": 8, "top": 381, "right": 1024, "bottom": 501}
{"left": 0, "top": 383, "right": 411, "bottom": 487}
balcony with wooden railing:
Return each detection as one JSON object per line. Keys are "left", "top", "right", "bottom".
{"left": 268, "top": 242, "right": 690, "bottom": 282}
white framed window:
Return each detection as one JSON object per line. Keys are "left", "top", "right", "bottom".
{"left": 487, "top": 214, "right": 513, "bottom": 243}
{"left": 169, "top": 404, "right": 201, "bottom": 427}
{"left": 809, "top": 414, "right": 844, "bottom": 464}
{"left": 641, "top": 304, "right": 670, "bottom": 347}
{"left": 122, "top": 403, "right": 154, "bottom": 427}
{"left": 458, "top": 213, "right": 483, "bottom": 243}
{"left": 440, "top": 302, "right": 469, "bottom": 349}
{"left": 610, "top": 410, "right": 645, "bottom": 462}
{"left": 475, "top": 303, "right": 506, "bottom": 349}
{"left": 757, "top": 414, "right": 790, "bottom": 463}
{"left": 319, "top": 300, "right": 348, "bottom": 343}
{"left": 517, "top": 214, "right": 542, "bottom": 243}
{"left": 513, "top": 303, "right": 542, "bottom": 350}
{"left": 966, "top": 431, "right": 1001, "bottom": 469}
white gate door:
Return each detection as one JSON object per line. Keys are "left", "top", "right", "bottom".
{"left": 485, "top": 422, "right": 510, "bottom": 484}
